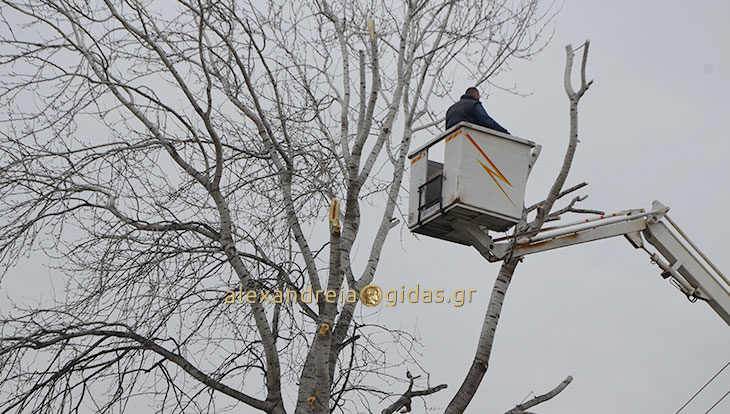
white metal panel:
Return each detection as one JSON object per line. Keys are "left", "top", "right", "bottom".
{"left": 407, "top": 149, "right": 428, "bottom": 228}
{"left": 407, "top": 121, "right": 535, "bottom": 159}
{"left": 442, "top": 128, "right": 463, "bottom": 208}
{"left": 447, "top": 126, "right": 533, "bottom": 222}
{"left": 644, "top": 222, "right": 730, "bottom": 326}
{"left": 407, "top": 123, "right": 536, "bottom": 235}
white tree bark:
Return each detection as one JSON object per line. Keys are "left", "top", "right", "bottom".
{"left": 445, "top": 41, "right": 593, "bottom": 413}
{"left": 0, "top": 1, "right": 561, "bottom": 412}
{"left": 505, "top": 376, "right": 573, "bottom": 414}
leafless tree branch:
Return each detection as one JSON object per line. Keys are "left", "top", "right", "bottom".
{"left": 505, "top": 376, "right": 573, "bottom": 414}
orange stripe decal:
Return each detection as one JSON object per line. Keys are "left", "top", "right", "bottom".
{"left": 445, "top": 129, "right": 462, "bottom": 143}
{"left": 410, "top": 151, "right": 426, "bottom": 165}
{"left": 465, "top": 132, "right": 515, "bottom": 206}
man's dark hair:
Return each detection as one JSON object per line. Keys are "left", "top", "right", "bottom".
{"left": 465, "top": 87, "right": 479, "bottom": 97}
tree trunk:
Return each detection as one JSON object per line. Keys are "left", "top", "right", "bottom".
{"left": 445, "top": 258, "right": 519, "bottom": 413}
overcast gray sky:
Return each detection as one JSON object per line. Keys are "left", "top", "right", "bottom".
{"left": 2, "top": 0, "right": 728, "bottom": 413}
{"left": 375, "top": 0, "right": 730, "bottom": 412}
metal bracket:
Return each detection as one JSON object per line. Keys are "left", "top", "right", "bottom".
{"left": 648, "top": 200, "right": 670, "bottom": 223}
{"left": 452, "top": 221, "right": 496, "bottom": 262}
{"left": 648, "top": 253, "right": 710, "bottom": 301}
{"left": 624, "top": 231, "right": 644, "bottom": 248}
{"left": 490, "top": 243, "right": 511, "bottom": 262}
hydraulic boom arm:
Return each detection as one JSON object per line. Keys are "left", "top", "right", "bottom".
{"left": 458, "top": 201, "right": 730, "bottom": 326}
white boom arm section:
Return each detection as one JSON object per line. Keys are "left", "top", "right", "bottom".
{"left": 458, "top": 201, "right": 730, "bottom": 326}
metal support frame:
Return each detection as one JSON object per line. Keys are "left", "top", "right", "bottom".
{"left": 492, "top": 218, "right": 649, "bottom": 261}
{"left": 416, "top": 174, "right": 444, "bottom": 226}
{"left": 453, "top": 222, "right": 494, "bottom": 261}
{"left": 485, "top": 204, "right": 669, "bottom": 262}
{"left": 460, "top": 200, "right": 730, "bottom": 327}
{"left": 643, "top": 221, "right": 730, "bottom": 325}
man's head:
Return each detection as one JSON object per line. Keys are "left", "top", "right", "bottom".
{"left": 465, "top": 87, "right": 480, "bottom": 99}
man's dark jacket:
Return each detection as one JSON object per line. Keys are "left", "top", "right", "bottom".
{"left": 445, "top": 94, "right": 509, "bottom": 134}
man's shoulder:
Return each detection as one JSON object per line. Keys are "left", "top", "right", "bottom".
{"left": 451, "top": 96, "right": 479, "bottom": 108}
{"left": 469, "top": 100, "right": 486, "bottom": 114}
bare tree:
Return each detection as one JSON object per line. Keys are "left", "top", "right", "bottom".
{"left": 0, "top": 1, "right": 587, "bottom": 413}
{"left": 445, "top": 40, "right": 594, "bottom": 414}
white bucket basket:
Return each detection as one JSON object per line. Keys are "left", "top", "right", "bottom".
{"left": 407, "top": 122, "right": 538, "bottom": 244}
